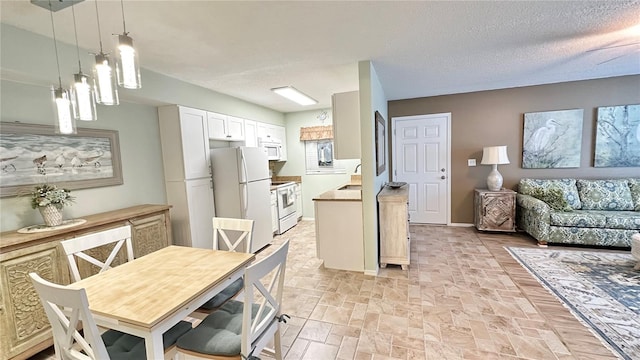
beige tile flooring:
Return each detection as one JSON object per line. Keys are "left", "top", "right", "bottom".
{"left": 32, "top": 221, "right": 620, "bottom": 360}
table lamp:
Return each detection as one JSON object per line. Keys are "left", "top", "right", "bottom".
{"left": 481, "top": 146, "right": 510, "bottom": 191}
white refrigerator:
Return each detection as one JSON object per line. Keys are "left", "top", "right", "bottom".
{"left": 210, "top": 147, "right": 273, "bottom": 253}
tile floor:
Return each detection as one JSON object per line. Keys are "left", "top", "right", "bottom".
{"left": 31, "top": 221, "right": 619, "bottom": 360}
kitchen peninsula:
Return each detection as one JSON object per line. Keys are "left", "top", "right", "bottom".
{"left": 313, "top": 177, "right": 363, "bottom": 271}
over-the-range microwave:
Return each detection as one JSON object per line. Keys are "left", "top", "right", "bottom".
{"left": 258, "top": 137, "right": 283, "bottom": 161}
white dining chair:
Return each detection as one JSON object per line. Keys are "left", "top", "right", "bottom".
{"left": 58, "top": 225, "right": 192, "bottom": 359}
{"left": 60, "top": 225, "right": 134, "bottom": 282}
{"left": 30, "top": 272, "right": 192, "bottom": 360}
{"left": 176, "top": 240, "right": 290, "bottom": 360}
{"left": 192, "top": 217, "right": 254, "bottom": 317}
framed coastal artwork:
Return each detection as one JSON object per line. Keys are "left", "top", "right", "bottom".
{"left": 375, "top": 111, "right": 386, "bottom": 175}
{"left": 522, "top": 109, "right": 584, "bottom": 168}
{"left": 594, "top": 104, "right": 640, "bottom": 167}
{"left": 0, "top": 122, "right": 123, "bottom": 197}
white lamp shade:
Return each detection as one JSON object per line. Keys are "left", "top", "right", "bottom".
{"left": 116, "top": 34, "right": 142, "bottom": 89}
{"left": 481, "top": 146, "right": 510, "bottom": 165}
{"left": 52, "top": 87, "right": 76, "bottom": 135}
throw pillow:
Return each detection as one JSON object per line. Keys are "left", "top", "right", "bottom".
{"left": 519, "top": 178, "right": 581, "bottom": 209}
{"left": 576, "top": 179, "right": 634, "bottom": 211}
{"left": 528, "top": 187, "right": 573, "bottom": 212}
{"left": 628, "top": 178, "right": 640, "bottom": 211}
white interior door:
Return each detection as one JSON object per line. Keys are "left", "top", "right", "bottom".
{"left": 392, "top": 113, "right": 450, "bottom": 224}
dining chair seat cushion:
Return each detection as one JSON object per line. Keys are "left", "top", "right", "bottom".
{"left": 199, "top": 277, "right": 244, "bottom": 310}
{"left": 103, "top": 320, "right": 192, "bottom": 359}
{"left": 177, "top": 300, "right": 270, "bottom": 356}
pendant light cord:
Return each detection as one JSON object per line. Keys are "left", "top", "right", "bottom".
{"left": 94, "top": 0, "right": 104, "bottom": 52}
{"left": 71, "top": 4, "right": 82, "bottom": 72}
{"left": 120, "top": 0, "right": 128, "bottom": 34}
{"left": 48, "top": 0, "right": 62, "bottom": 88}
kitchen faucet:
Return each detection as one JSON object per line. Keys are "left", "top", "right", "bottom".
{"left": 354, "top": 163, "right": 361, "bottom": 173}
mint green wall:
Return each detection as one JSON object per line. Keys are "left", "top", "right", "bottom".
{"left": 1, "top": 24, "right": 285, "bottom": 232}
{"left": 358, "top": 61, "right": 388, "bottom": 274}
{"left": 277, "top": 110, "right": 360, "bottom": 219}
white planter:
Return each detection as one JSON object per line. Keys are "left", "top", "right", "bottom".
{"left": 39, "top": 205, "right": 63, "bottom": 227}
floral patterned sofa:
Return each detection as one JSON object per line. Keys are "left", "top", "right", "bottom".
{"left": 516, "top": 178, "right": 640, "bottom": 247}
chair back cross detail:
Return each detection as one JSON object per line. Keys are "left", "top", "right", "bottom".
{"left": 60, "top": 225, "right": 134, "bottom": 282}
{"left": 213, "top": 217, "right": 254, "bottom": 253}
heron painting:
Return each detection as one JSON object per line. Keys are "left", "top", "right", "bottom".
{"left": 594, "top": 104, "right": 640, "bottom": 167}
{"left": 522, "top": 109, "right": 583, "bottom": 168}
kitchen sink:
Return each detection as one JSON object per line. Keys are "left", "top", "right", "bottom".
{"left": 338, "top": 185, "right": 362, "bottom": 190}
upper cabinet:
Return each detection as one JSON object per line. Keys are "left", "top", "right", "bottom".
{"left": 207, "top": 112, "right": 245, "bottom": 141}
{"left": 257, "top": 123, "right": 288, "bottom": 161}
{"left": 332, "top": 91, "right": 361, "bottom": 159}
{"left": 244, "top": 119, "right": 258, "bottom": 147}
{"left": 158, "top": 105, "right": 211, "bottom": 180}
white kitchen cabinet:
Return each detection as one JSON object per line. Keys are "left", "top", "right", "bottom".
{"left": 270, "top": 190, "right": 278, "bottom": 234}
{"left": 158, "top": 105, "right": 216, "bottom": 249}
{"left": 257, "top": 123, "right": 287, "bottom": 161}
{"left": 314, "top": 199, "right": 363, "bottom": 271}
{"left": 244, "top": 119, "right": 258, "bottom": 147}
{"left": 332, "top": 91, "right": 361, "bottom": 159}
{"left": 295, "top": 183, "right": 302, "bottom": 220}
{"left": 159, "top": 106, "right": 211, "bottom": 181}
{"left": 207, "top": 112, "right": 245, "bottom": 141}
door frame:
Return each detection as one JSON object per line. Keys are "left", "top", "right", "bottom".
{"left": 390, "top": 113, "right": 452, "bottom": 225}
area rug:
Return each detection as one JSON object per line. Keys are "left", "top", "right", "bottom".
{"left": 506, "top": 247, "right": 639, "bottom": 360}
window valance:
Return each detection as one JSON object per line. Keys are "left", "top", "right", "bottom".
{"left": 299, "top": 125, "right": 333, "bottom": 141}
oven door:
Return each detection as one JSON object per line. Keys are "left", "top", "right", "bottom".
{"left": 277, "top": 186, "right": 296, "bottom": 218}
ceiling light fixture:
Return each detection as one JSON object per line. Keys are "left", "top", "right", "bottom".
{"left": 115, "top": 0, "right": 141, "bottom": 89}
{"left": 271, "top": 86, "right": 317, "bottom": 106}
{"left": 47, "top": 0, "right": 76, "bottom": 134}
{"left": 70, "top": 3, "right": 97, "bottom": 121}
{"left": 93, "top": 0, "right": 119, "bottom": 105}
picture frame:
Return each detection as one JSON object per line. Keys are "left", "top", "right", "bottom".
{"left": 375, "top": 111, "right": 386, "bottom": 175}
{"left": 0, "top": 122, "right": 123, "bottom": 197}
{"left": 522, "top": 109, "right": 583, "bottom": 168}
{"left": 594, "top": 104, "right": 640, "bottom": 167}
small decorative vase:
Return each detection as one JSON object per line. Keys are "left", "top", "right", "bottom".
{"left": 39, "top": 205, "right": 63, "bottom": 227}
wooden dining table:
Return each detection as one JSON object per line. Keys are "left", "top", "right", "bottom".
{"left": 67, "top": 245, "right": 255, "bottom": 360}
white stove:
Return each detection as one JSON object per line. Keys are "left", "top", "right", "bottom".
{"left": 272, "top": 181, "right": 297, "bottom": 234}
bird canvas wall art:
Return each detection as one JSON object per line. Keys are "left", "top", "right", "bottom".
{"left": 594, "top": 104, "right": 640, "bottom": 167}
{"left": 522, "top": 109, "right": 583, "bottom": 168}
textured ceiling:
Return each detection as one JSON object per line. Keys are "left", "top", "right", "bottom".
{"left": 2, "top": 1, "right": 639, "bottom": 113}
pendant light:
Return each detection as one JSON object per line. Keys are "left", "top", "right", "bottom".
{"left": 47, "top": 0, "right": 76, "bottom": 134}
{"left": 92, "top": 0, "right": 119, "bottom": 105}
{"left": 115, "top": 0, "right": 141, "bottom": 89}
{"left": 70, "top": 3, "right": 97, "bottom": 121}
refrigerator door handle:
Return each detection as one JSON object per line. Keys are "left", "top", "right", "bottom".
{"left": 240, "top": 150, "right": 250, "bottom": 216}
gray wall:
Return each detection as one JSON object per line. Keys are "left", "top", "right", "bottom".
{"left": 388, "top": 75, "right": 640, "bottom": 224}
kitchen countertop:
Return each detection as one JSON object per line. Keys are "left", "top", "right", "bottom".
{"left": 313, "top": 180, "right": 362, "bottom": 202}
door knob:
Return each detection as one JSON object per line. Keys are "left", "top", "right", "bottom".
{"left": 441, "top": 176, "right": 446, "bottom": 179}
{"left": 441, "top": 168, "right": 445, "bottom": 172}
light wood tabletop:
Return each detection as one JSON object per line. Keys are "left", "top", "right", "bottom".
{"left": 67, "top": 245, "right": 255, "bottom": 359}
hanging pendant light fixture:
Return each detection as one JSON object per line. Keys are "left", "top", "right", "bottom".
{"left": 70, "top": 3, "right": 97, "bottom": 121}
{"left": 115, "top": 0, "right": 141, "bottom": 89}
{"left": 92, "top": 0, "right": 119, "bottom": 105}
{"left": 47, "top": 0, "right": 76, "bottom": 134}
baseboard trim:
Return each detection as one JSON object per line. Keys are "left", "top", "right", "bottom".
{"left": 364, "top": 269, "right": 378, "bottom": 276}
{"left": 449, "top": 223, "right": 475, "bottom": 227}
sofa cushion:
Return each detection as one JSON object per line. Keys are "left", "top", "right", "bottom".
{"left": 519, "top": 179, "right": 581, "bottom": 209}
{"left": 628, "top": 178, "right": 640, "bottom": 211}
{"left": 605, "top": 212, "right": 640, "bottom": 230}
{"left": 576, "top": 179, "right": 634, "bottom": 211}
{"left": 549, "top": 210, "right": 607, "bottom": 228}
{"left": 528, "top": 187, "right": 573, "bottom": 211}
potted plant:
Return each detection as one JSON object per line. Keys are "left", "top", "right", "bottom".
{"left": 28, "top": 183, "right": 74, "bottom": 226}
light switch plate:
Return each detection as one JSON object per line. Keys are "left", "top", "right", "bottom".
{"left": 468, "top": 159, "right": 476, "bottom": 167}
